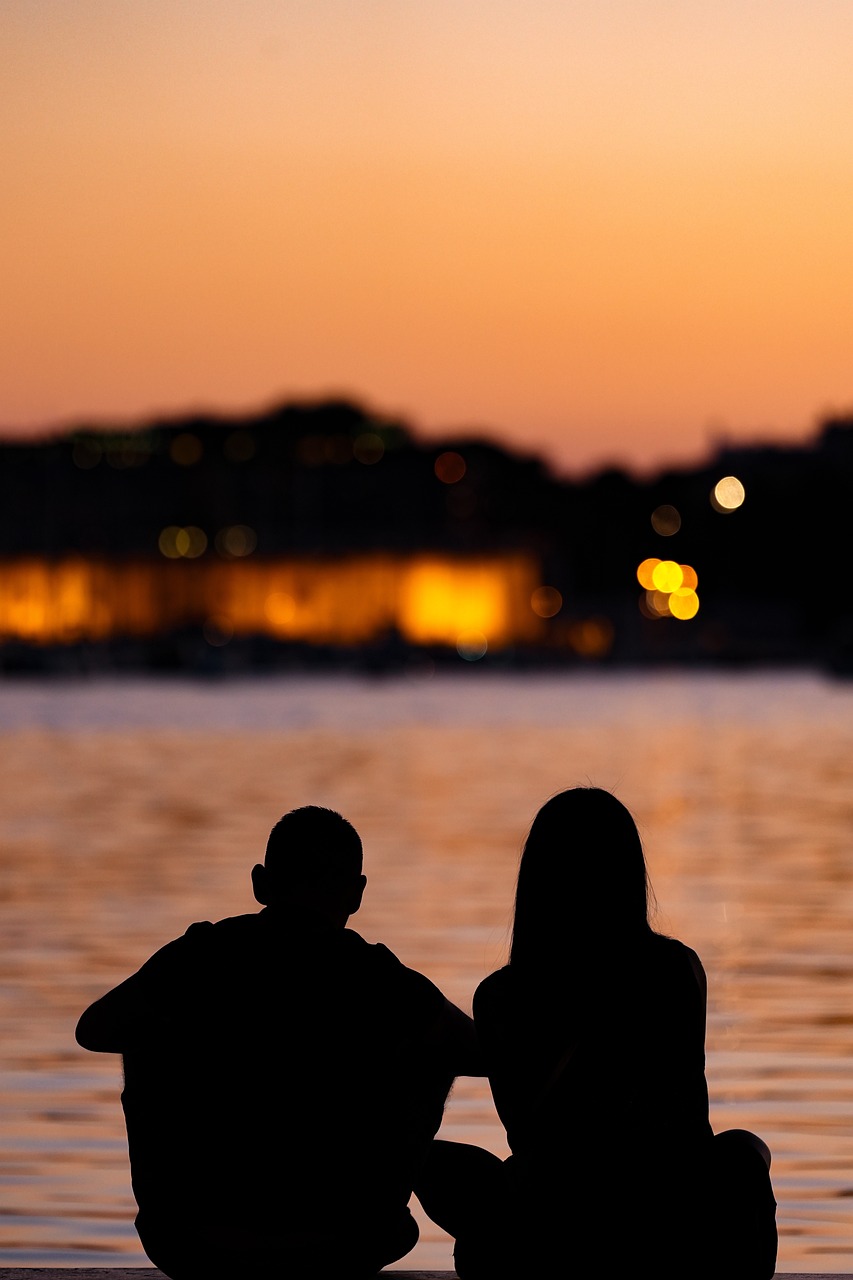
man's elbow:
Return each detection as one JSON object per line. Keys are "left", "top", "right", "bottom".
{"left": 75, "top": 1007, "right": 121, "bottom": 1054}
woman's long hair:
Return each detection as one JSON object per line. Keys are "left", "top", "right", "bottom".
{"left": 509, "top": 787, "right": 655, "bottom": 974}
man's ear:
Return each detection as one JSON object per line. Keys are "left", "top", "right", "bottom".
{"left": 346, "top": 873, "right": 367, "bottom": 917}
{"left": 251, "top": 863, "right": 268, "bottom": 905}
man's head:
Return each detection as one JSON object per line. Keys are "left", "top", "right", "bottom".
{"left": 252, "top": 806, "right": 366, "bottom": 926}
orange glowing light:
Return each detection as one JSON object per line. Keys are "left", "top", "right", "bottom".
{"left": 567, "top": 617, "right": 614, "bottom": 657}
{"left": 398, "top": 561, "right": 506, "bottom": 646}
{"left": 0, "top": 553, "right": 542, "bottom": 649}
{"left": 264, "top": 592, "right": 296, "bottom": 631}
{"left": 679, "top": 564, "right": 699, "bottom": 590}
{"left": 637, "top": 558, "right": 661, "bottom": 590}
{"left": 531, "top": 585, "right": 563, "bottom": 618}
{"left": 434, "top": 451, "right": 467, "bottom": 484}
{"left": 651, "top": 560, "right": 683, "bottom": 593}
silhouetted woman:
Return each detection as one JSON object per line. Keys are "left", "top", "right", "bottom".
{"left": 415, "top": 786, "right": 777, "bottom": 1279}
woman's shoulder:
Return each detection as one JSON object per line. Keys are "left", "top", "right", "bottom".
{"left": 473, "top": 965, "right": 513, "bottom": 1014}
{"left": 647, "top": 932, "right": 707, "bottom": 991}
{"left": 650, "top": 931, "right": 700, "bottom": 959}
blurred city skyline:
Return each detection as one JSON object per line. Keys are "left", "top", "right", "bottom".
{"left": 4, "top": 1, "right": 853, "bottom": 475}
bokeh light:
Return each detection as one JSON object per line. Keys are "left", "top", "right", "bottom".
{"left": 712, "top": 475, "right": 746, "bottom": 512}
{"left": 215, "top": 525, "right": 257, "bottom": 558}
{"left": 567, "top": 617, "right": 614, "bottom": 657}
{"left": 651, "top": 560, "right": 683, "bottom": 593}
{"left": 639, "top": 560, "right": 700, "bottom": 621}
{"left": 169, "top": 433, "right": 203, "bottom": 466}
{"left": 158, "top": 525, "right": 207, "bottom": 559}
{"left": 353, "top": 432, "right": 384, "bottom": 464}
{"left": 264, "top": 592, "right": 296, "bottom": 631}
{"left": 636, "top": 557, "right": 661, "bottom": 590}
{"left": 651, "top": 504, "right": 681, "bottom": 535}
{"left": 669, "top": 587, "right": 700, "bottom": 620}
{"left": 530, "top": 585, "right": 563, "bottom": 618}
{"left": 456, "top": 630, "right": 488, "bottom": 661}
{"left": 434, "top": 451, "right": 466, "bottom": 484}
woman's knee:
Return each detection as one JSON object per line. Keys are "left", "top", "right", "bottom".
{"left": 715, "top": 1127, "right": 772, "bottom": 1170}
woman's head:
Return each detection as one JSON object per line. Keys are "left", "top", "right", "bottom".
{"left": 509, "top": 786, "right": 653, "bottom": 968}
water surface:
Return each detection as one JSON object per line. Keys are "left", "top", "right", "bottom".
{"left": 1, "top": 669, "right": 852, "bottom": 1271}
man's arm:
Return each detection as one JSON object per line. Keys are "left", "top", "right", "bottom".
{"left": 435, "top": 996, "right": 485, "bottom": 1077}
{"left": 75, "top": 970, "right": 149, "bottom": 1053}
{"left": 75, "top": 930, "right": 196, "bottom": 1053}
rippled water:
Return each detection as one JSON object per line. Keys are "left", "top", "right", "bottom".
{"left": 1, "top": 668, "right": 852, "bottom": 1272}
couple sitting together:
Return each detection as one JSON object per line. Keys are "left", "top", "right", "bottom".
{"left": 76, "top": 789, "right": 777, "bottom": 1280}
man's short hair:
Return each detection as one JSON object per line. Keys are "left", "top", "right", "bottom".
{"left": 265, "top": 806, "right": 363, "bottom": 887}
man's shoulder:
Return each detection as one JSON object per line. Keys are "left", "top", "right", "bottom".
{"left": 143, "top": 913, "right": 259, "bottom": 969}
{"left": 345, "top": 932, "right": 447, "bottom": 1012}
{"left": 178, "top": 913, "right": 258, "bottom": 946}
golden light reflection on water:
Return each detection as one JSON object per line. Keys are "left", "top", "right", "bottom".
{"left": 2, "top": 672, "right": 853, "bottom": 1270}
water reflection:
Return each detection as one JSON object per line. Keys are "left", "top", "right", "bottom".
{"left": 1, "top": 671, "right": 853, "bottom": 1270}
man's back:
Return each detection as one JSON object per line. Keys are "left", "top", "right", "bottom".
{"left": 75, "top": 806, "right": 481, "bottom": 1279}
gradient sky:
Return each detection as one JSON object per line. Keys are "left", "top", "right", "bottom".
{"left": 3, "top": 0, "right": 853, "bottom": 475}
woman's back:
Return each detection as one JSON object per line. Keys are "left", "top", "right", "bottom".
{"left": 414, "top": 787, "right": 776, "bottom": 1280}
{"left": 474, "top": 932, "right": 713, "bottom": 1183}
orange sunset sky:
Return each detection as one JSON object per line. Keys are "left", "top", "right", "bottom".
{"left": 3, "top": 1, "right": 853, "bottom": 476}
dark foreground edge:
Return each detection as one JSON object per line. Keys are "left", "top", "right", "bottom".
{"left": 0, "top": 1270, "right": 844, "bottom": 1279}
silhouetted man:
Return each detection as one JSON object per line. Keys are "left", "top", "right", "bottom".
{"left": 76, "top": 805, "right": 482, "bottom": 1279}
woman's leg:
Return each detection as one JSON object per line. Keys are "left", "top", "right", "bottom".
{"left": 414, "top": 1139, "right": 519, "bottom": 1280}
{"left": 711, "top": 1128, "right": 778, "bottom": 1280}
{"left": 414, "top": 1138, "right": 506, "bottom": 1238}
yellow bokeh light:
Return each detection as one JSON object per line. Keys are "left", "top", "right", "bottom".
{"left": 531, "top": 585, "right": 562, "bottom": 618}
{"left": 636, "top": 557, "right": 660, "bottom": 590}
{"left": 177, "top": 527, "right": 207, "bottom": 558}
{"left": 158, "top": 526, "right": 182, "bottom": 558}
{"left": 651, "top": 560, "right": 683, "bottom": 593}
{"left": 159, "top": 526, "right": 207, "bottom": 558}
{"left": 216, "top": 525, "right": 257, "bottom": 558}
{"left": 669, "top": 587, "right": 700, "bottom": 620}
{"left": 712, "top": 475, "right": 746, "bottom": 511}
